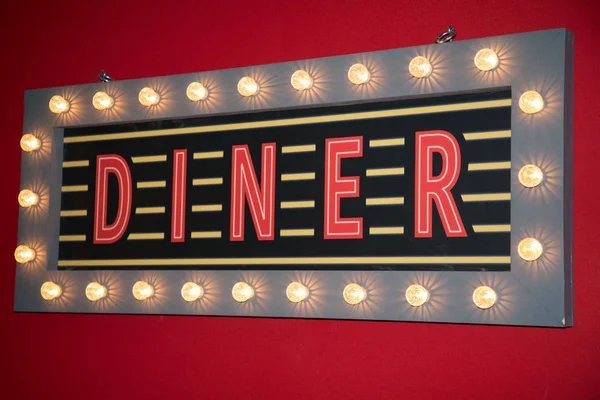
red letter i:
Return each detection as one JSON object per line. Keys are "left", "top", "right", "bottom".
{"left": 171, "top": 149, "right": 187, "bottom": 242}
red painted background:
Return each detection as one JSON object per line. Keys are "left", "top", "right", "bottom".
{"left": 2, "top": 1, "right": 599, "bottom": 398}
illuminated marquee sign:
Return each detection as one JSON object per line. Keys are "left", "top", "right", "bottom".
{"left": 14, "top": 29, "right": 573, "bottom": 327}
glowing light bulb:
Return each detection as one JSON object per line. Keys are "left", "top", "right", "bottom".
{"left": 237, "top": 77, "right": 259, "bottom": 97}
{"left": 92, "top": 91, "right": 114, "bottom": 110}
{"left": 132, "top": 281, "right": 154, "bottom": 300}
{"left": 232, "top": 281, "right": 254, "bottom": 302}
{"left": 286, "top": 282, "right": 309, "bottom": 303}
{"left": 519, "top": 91, "right": 544, "bottom": 114}
{"left": 20, "top": 134, "right": 41, "bottom": 152}
{"left": 518, "top": 238, "right": 543, "bottom": 261}
{"left": 405, "top": 284, "right": 430, "bottom": 307}
{"left": 343, "top": 283, "right": 367, "bottom": 305}
{"left": 41, "top": 281, "right": 62, "bottom": 301}
{"left": 348, "top": 63, "right": 371, "bottom": 85}
{"left": 474, "top": 48, "right": 499, "bottom": 71}
{"left": 18, "top": 189, "right": 40, "bottom": 208}
{"left": 138, "top": 87, "right": 160, "bottom": 106}
{"left": 181, "top": 282, "right": 204, "bottom": 302}
{"left": 409, "top": 56, "right": 432, "bottom": 78}
{"left": 473, "top": 286, "right": 497, "bottom": 309}
{"left": 186, "top": 82, "right": 209, "bottom": 101}
{"left": 290, "top": 70, "right": 313, "bottom": 91}
{"left": 519, "top": 164, "right": 544, "bottom": 188}
{"left": 86, "top": 282, "right": 107, "bottom": 301}
{"left": 49, "top": 95, "right": 70, "bottom": 114}
{"left": 14, "top": 245, "right": 36, "bottom": 263}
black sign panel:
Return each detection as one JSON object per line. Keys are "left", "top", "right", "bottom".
{"left": 59, "top": 89, "right": 511, "bottom": 271}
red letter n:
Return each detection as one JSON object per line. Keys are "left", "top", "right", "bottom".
{"left": 414, "top": 130, "right": 466, "bottom": 238}
{"left": 93, "top": 155, "right": 132, "bottom": 244}
{"left": 230, "top": 143, "right": 276, "bottom": 241}
{"left": 324, "top": 136, "right": 363, "bottom": 239}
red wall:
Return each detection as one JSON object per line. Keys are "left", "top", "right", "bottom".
{"left": 2, "top": 1, "right": 599, "bottom": 398}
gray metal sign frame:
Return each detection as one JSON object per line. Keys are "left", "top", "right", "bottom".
{"left": 14, "top": 28, "right": 573, "bottom": 327}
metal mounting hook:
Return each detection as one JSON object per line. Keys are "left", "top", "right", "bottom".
{"left": 436, "top": 26, "right": 456, "bottom": 43}
{"left": 98, "top": 70, "right": 114, "bottom": 82}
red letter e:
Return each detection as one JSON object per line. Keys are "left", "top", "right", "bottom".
{"left": 324, "top": 136, "right": 363, "bottom": 239}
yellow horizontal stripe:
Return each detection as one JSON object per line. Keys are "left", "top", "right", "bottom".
{"left": 193, "top": 151, "right": 224, "bottom": 159}
{"left": 369, "top": 227, "right": 405, "bottom": 235}
{"left": 127, "top": 233, "right": 164, "bottom": 240}
{"left": 366, "top": 168, "right": 405, "bottom": 177}
{"left": 280, "top": 201, "right": 315, "bottom": 209}
{"left": 62, "top": 160, "right": 89, "bottom": 168}
{"left": 281, "top": 172, "right": 315, "bottom": 181}
{"left": 365, "top": 197, "right": 404, "bottom": 206}
{"left": 464, "top": 130, "right": 511, "bottom": 140}
{"left": 59, "top": 235, "right": 86, "bottom": 242}
{"left": 280, "top": 229, "right": 315, "bottom": 237}
{"left": 192, "top": 178, "right": 223, "bottom": 185}
{"left": 468, "top": 161, "right": 511, "bottom": 171}
{"left": 191, "top": 204, "right": 223, "bottom": 212}
{"left": 462, "top": 193, "right": 511, "bottom": 202}
{"left": 131, "top": 155, "right": 167, "bottom": 163}
{"left": 61, "top": 185, "right": 88, "bottom": 192}
{"left": 60, "top": 210, "right": 87, "bottom": 217}
{"left": 64, "top": 99, "right": 511, "bottom": 143}
{"left": 135, "top": 207, "right": 165, "bottom": 214}
{"left": 369, "top": 138, "right": 405, "bottom": 147}
{"left": 191, "top": 231, "right": 222, "bottom": 239}
{"left": 137, "top": 181, "right": 166, "bottom": 189}
{"left": 282, "top": 144, "right": 316, "bottom": 153}
{"left": 58, "top": 256, "right": 511, "bottom": 267}
{"left": 473, "top": 225, "right": 511, "bottom": 232}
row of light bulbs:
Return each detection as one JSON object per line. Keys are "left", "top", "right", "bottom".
{"left": 42, "top": 48, "right": 546, "bottom": 115}
{"left": 14, "top": 237, "right": 545, "bottom": 267}
{"left": 38, "top": 279, "right": 500, "bottom": 310}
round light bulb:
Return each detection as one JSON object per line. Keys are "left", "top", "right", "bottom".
{"left": 86, "top": 282, "right": 107, "bottom": 302}
{"left": 290, "top": 70, "right": 313, "bottom": 91}
{"left": 18, "top": 189, "right": 40, "bottom": 208}
{"left": 186, "top": 82, "right": 209, "bottom": 101}
{"left": 237, "top": 77, "right": 260, "bottom": 97}
{"left": 20, "top": 134, "right": 41, "bottom": 152}
{"left": 474, "top": 48, "right": 499, "bottom": 71}
{"left": 49, "top": 95, "right": 70, "bottom": 114}
{"left": 138, "top": 87, "right": 160, "bottom": 106}
{"left": 181, "top": 282, "right": 204, "bottom": 302}
{"left": 132, "top": 280, "right": 155, "bottom": 300}
{"left": 519, "top": 164, "right": 544, "bottom": 188}
{"left": 286, "top": 282, "right": 309, "bottom": 303}
{"left": 14, "top": 245, "right": 36, "bottom": 263}
{"left": 343, "top": 283, "right": 367, "bottom": 305}
{"left": 409, "top": 56, "right": 433, "bottom": 78}
{"left": 92, "top": 91, "right": 114, "bottom": 110}
{"left": 348, "top": 63, "right": 371, "bottom": 85}
{"left": 518, "top": 238, "right": 543, "bottom": 261}
{"left": 41, "top": 281, "right": 62, "bottom": 301}
{"left": 473, "top": 286, "right": 497, "bottom": 309}
{"left": 519, "top": 90, "right": 544, "bottom": 114}
{"left": 405, "top": 284, "right": 430, "bottom": 307}
{"left": 232, "top": 281, "right": 254, "bottom": 302}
